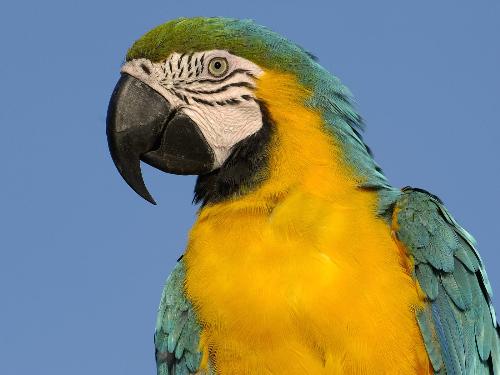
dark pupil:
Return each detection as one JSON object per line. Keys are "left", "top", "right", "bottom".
{"left": 214, "top": 61, "right": 222, "bottom": 69}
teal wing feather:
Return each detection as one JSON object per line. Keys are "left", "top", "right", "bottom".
{"left": 395, "top": 187, "right": 500, "bottom": 374}
{"left": 155, "top": 259, "right": 203, "bottom": 375}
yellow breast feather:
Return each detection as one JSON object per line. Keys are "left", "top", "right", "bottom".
{"left": 184, "top": 70, "right": 431, "bottom": 374}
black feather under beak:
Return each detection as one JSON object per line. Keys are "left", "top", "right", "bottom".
{"left": 106, "top": 74, "right": 215, "bottom": 204}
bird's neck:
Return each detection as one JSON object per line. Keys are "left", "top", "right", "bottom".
{"left": 194, "top": 69, "right": 366, "bottom": 215}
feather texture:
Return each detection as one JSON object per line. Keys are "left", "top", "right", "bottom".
{"left": 155, "top": 260, "right": 203, "bottom": 375}
{"left": 395, "top": 188, "right": 499, "bottom": 374}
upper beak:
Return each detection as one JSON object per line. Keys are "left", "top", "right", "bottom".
{"left": 106, "top": 74, "right": 215, "bottom": 204}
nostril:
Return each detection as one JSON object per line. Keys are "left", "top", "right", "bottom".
{"left": 141, "top": 63, "right": 151, "bottom": 75}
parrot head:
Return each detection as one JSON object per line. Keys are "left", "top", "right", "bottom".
{"left": 107, "top": 17, "right": 381, "bottom": 205}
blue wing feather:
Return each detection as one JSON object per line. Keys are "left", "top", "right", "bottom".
{"left": 395, "top": 188, "right": 499, "bottom": 374}
{"left": 154, "top": 259, "right": 203, "bottom": 375}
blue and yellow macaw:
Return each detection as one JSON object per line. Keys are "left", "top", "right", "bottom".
{"left": 106, "top": 17, "right": 499, "bottom": 374}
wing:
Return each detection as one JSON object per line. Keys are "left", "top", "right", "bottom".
{"left": 394, "top": 187, "right": 500, "bottom": 374}
{"left": 155, "top": 259, "right": 204, "bottom": 375}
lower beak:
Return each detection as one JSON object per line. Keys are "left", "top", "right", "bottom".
{"left": 106, "top": 74, "right": 215, "bottom": 204}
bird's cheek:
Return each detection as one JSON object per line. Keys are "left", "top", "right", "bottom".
{"left": 196, "top": 104, "right": 265, "bottom": 166}
{"left": 181, "top": 107, "right": 230, "bottom": 167}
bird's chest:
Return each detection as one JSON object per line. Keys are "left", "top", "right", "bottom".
{"left": 184, "top": 196, "right": 430, "bottom": 374}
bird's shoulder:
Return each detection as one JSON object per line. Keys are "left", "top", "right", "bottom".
{"left": 393, "top": 187, "right": 500, "bottom": 374}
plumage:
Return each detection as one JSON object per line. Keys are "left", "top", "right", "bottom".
{"left": 106, "top": 16, "right": 500, "bottom": 374}
{"left": 395, "top": 188, "right": 499, "bottom": 374}
{"left": 155, "top": 261, "right": 202, "bottom": 374}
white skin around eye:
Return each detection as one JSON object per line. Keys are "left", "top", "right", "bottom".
{"left": 121, "top": 51, "right": 265, "bottom": 169}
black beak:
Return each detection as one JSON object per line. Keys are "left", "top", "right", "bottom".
{"left": 106, "top": 74, "right": 215, "bottom": 204}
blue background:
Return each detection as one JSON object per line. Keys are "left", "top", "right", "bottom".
{"left": 1, "top": 1, "right": 498, "bottom": 373}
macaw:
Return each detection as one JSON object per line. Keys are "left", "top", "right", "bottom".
{"left": 106, "top": 17, "right": 499, "bottom": 374}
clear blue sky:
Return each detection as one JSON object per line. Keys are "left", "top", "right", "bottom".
{"left": 1, "top": 1, "right": 499, "bottom": 374}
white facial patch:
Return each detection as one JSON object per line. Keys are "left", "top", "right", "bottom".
{"left": 121, "top": 50, "right": 264, "bottom": 168}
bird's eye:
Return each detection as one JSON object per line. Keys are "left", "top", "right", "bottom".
{"left": 208, "top": 57, "right": 228, "bottom": 77}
